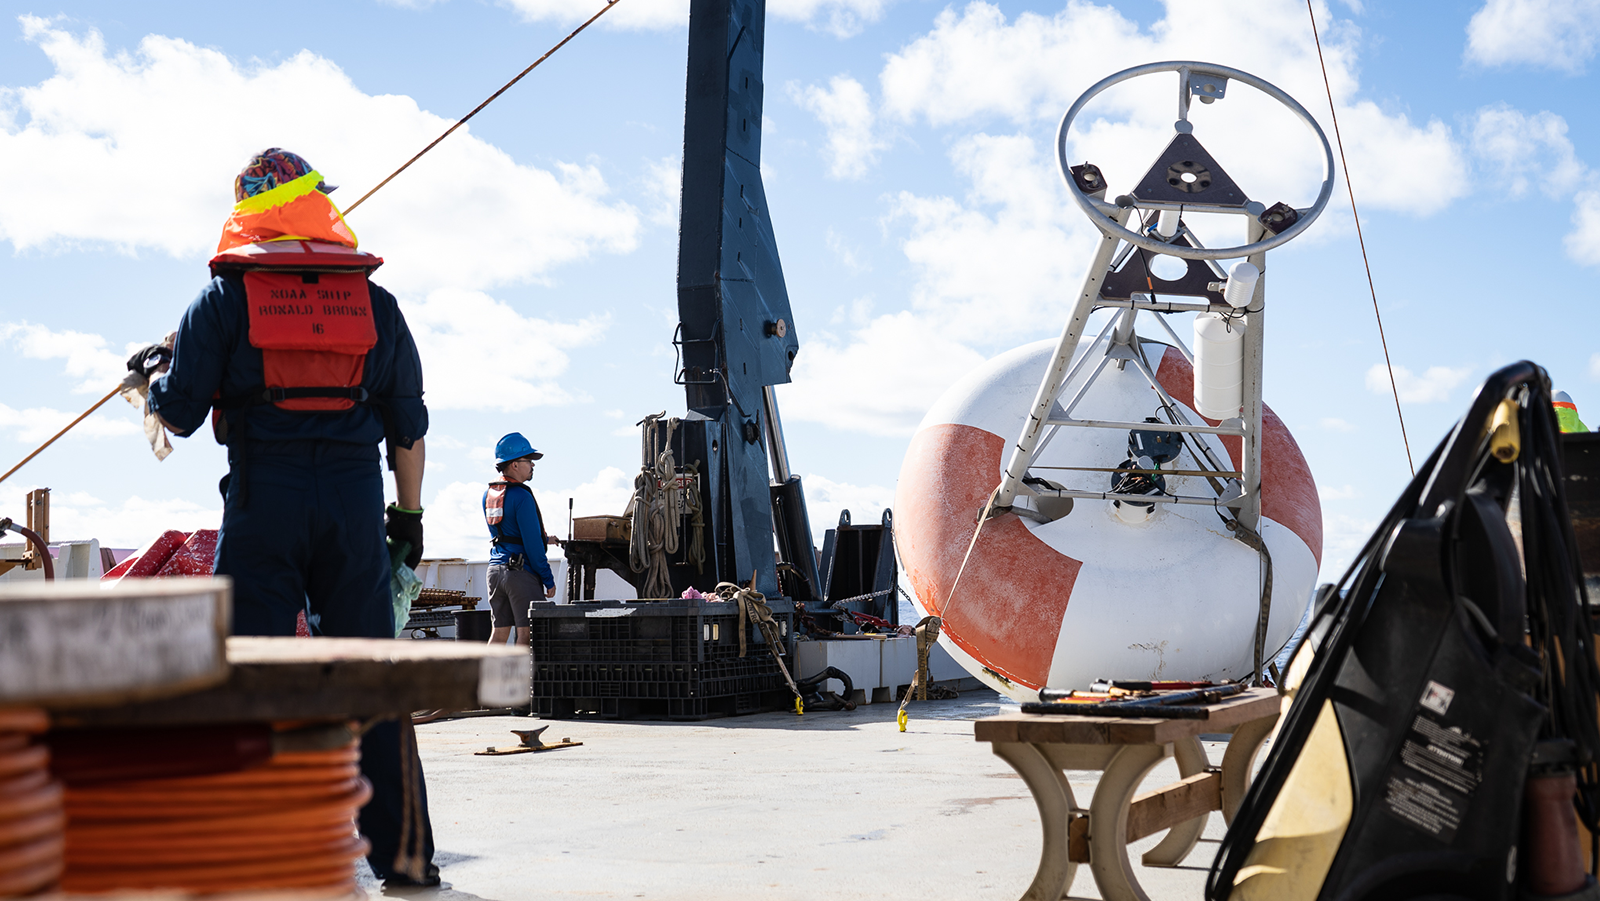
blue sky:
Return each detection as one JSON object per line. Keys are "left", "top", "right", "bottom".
{"left": 1, "top": 0, "right": 1597, "bottom": 579}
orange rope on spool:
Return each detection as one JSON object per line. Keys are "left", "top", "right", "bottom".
{"left": 0, "top": 707, "right": 62, "bottom": 898}
{"left": 61, "top": 740, "right": 372, "bottom": 897}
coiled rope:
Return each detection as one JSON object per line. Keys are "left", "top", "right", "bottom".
{"left": 60, "top": 741, "right": 370, "bottom": 896}
{"left": 0, "top": 707, "right": 62, "bottom": 898}
{"left": 628, "top": 415, "right": 705, "bottom": 597}
{"left": 630, "top": 414, "right": 678, "bottom": 598}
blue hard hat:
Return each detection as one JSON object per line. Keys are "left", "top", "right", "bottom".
{"left": 494, "top": 432, "right": 542, "bottom": 465}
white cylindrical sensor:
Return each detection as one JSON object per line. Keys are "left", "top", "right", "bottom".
{"left": 1223, "top": 261, "right": 1259, "bottom": 309}
{"left": 1156, "top": 209, "right": 1181, "bottom": 239}
{"left": 1193, "top": 312, "right": 1246, "bottom": 420}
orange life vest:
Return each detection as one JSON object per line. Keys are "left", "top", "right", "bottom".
{"left": 209, "top": 239, "right": 384, "bottom": 413}
{"left": 485, "top": 481, "right": 547, "bottom": 549}
{"left": 485, "top": 481, "right": 515, "bottom": 527}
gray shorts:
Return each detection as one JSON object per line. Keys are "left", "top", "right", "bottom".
{"left": 487, "top": 563, "right": 544, "bottom": 628}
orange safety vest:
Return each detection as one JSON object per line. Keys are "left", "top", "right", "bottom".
{"left": 485, "top": 481, "right": 548, "bottom": 549}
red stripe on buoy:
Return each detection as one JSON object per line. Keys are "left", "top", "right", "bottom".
{"left": 1154, "top": 347, "right": 1323, "bottom": 566}
{"left": 896, "top": 423, "right": 1082, "bottom": 691}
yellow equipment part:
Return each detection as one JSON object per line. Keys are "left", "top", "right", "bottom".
{"left": 1231, "top": 696, "right": 1353, "bottom": 900}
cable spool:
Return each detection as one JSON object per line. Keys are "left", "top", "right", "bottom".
{"left": 60, "top": 741, "right": 371, "bottom": 897}
{"left": 0, "top": 707, "right": 63, "bottom": 897}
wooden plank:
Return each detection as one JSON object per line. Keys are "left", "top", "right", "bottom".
{"left": 0, "top": 579, "right": 229, "bottom": 708}
{"left": 974, "top": 689, "right": 1282, "bottom": 746}
{"left": 1067, "top": 813, "right": 1091, "bottom": 863}
{"left": 475, "top": 740, "right": 583, "bottom": 756}
{"left": 1197, "top": 691, "right": 1283, "bottom": 733}
{"left": 51, "top": 637, "right": 530, "bottom": 727}
{"left": 973, "top": 718, "right": 1020, "bottom": 742}
{"left": 1125, "top": 771, "right": 1221, "bottom": 842}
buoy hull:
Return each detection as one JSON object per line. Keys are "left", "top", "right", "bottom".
{"left": 896, "top": 338, "right": 1322, "bottom": 700}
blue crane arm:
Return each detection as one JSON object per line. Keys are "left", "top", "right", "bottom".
{"left": 674, "top": 0, "right": 817, "bottom": 599}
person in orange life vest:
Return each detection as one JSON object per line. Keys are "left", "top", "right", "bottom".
{"left": 129, "top": 149, "right": 438, "bottom": 888}
{"left": 483, "top": 432, "right": 558, "bottom": 646}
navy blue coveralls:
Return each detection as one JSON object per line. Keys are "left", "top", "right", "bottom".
{"left": 150, "top": 272, "right": 434, "bottom": 880}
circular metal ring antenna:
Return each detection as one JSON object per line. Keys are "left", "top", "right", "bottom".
{"left": 1057, "top": 60, "right": 1335, "bottom": 261}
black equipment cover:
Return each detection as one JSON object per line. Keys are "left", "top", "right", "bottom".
{"left": 1208, "top": 361, "right": 1600, "bottom": 901}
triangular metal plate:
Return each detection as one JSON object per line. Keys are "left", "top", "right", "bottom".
{"left": 1130, "top": 133, "right": 1249, "bottom": 208}
{"left": 1100, "top": 233, "right": 1224, "bottom": 303}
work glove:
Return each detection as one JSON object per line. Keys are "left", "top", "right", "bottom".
{"left": 127, "top": 344, "right": 173, "bottom": 382}
{"left": 385, "top": 505, "right": 424, "bottom": 570}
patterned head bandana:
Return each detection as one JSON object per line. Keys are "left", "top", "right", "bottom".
{"left": 234, "top": 148, "right": 337, "bottom": 202}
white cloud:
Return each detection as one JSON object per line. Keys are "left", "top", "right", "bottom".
{"left": 783, "top": 312, "right": 988, "bottom": 435}
{"left": 877, "top": 0, "right": 1468, "bottom": 215}
{"left": 1470, "top": 104, "right": 1585, "bottom": 198}
{"left": 890, "top": 132, "right": 1092, "bottom": 344}
{"left": 0, "top": 17, "right": 638, "bottom": 294}
{"left": 795, "top": 1, "right": 1471, "bottom": 447}
{"left": 0, "top": 402, "right": 139, "bottom": 444}
{"left": 1319, "top": 484, "right": 1356, "bottom": 501}
{"left": 790, "top": 75, "right": 886, "bottom": 179}
{"left": 1321, "top": 512, "right": 1377, "bottom": 582}
{"left": 801, "top": 472, "right": 893, "bottom": 545}
{"left": 0, "top": 322, "right": 129, "bottom": 394}
{"left": 825, "top": 228, "right": 869, "bottom": 274}
{"left": 501, "top": 0, "right": 682, "bottom": 30}
{"left": 0, "top": 485, "right": 218, "bottom": 548}
{"left": 423, "top": 480, "right": 494, "bottom": 559}
{"left": 1366, "top": 364, "right": 1471, "bottom": 404}
{"left": 553, "top": 466, "right": 636, "bottom": 521}
{"left": 1568, "top": 191, "right": 1600, "bottom": 267}
{"left": 1465, "top": 0, "right": 1600, "bottom": 73}
{"left": 643, "top": 155, "right": 681, "bottom": 227}
{"left": 1320, "top": 417, "right": 1357, "bottom": 433}
{"left": 403, "top": 288, "right": 608, "bottom": 412}
{"left": 500, "top": 0, "right": 889, "bottom": 36}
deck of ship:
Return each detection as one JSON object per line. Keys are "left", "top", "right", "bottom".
{"left": 367, "top": 691, "right": 1249, "bottom": 900}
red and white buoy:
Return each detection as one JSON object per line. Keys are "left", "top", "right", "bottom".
{"left": 893, "top": 61, "right": 1337, "bottom": 701}
{"left": 896, "top": 337, "right": 1320, "bottom": 698}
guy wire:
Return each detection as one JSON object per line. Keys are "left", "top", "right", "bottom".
{"left": 343, "top": 0, "right": 622, "bottom": 216}
{"left": 1306, "top": 0, "right": 1414, "bottom": 475}
{"left": 0, "top": 1, "right": 623, "bottom": 488}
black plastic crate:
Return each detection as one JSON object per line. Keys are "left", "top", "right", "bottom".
{"left": 528, "top": 599, "right": 794, "bottom": 664}
{"left": 531, "top": 655, "right": 790, "bottom": 720}
{"left": 531, "top": 692, "right": 780, "bottom": 720}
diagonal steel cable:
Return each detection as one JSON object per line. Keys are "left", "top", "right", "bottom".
{"left": 1307, "top": 0, "right": 1415, "bottom": 475}
{"left": 343, "top": 0, "right": 622, "bottom": 216}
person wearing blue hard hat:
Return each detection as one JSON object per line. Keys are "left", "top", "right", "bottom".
{"left": 483, "top": 432, "right": 558, "bottom": 646}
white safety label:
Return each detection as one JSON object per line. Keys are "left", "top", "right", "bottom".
{"left": 478, "top": 654, "right": 532, "bottom": 707}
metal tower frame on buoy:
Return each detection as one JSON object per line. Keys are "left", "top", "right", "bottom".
{"left": 989, "top": 61, "right": 1336, "bottom": 533}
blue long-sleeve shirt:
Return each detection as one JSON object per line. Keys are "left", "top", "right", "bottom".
{"left": 484, "top": 483, "right": 556, "bottom": 588}
{"left": 149, "top": 274, "right": 427, "bottom": 449}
